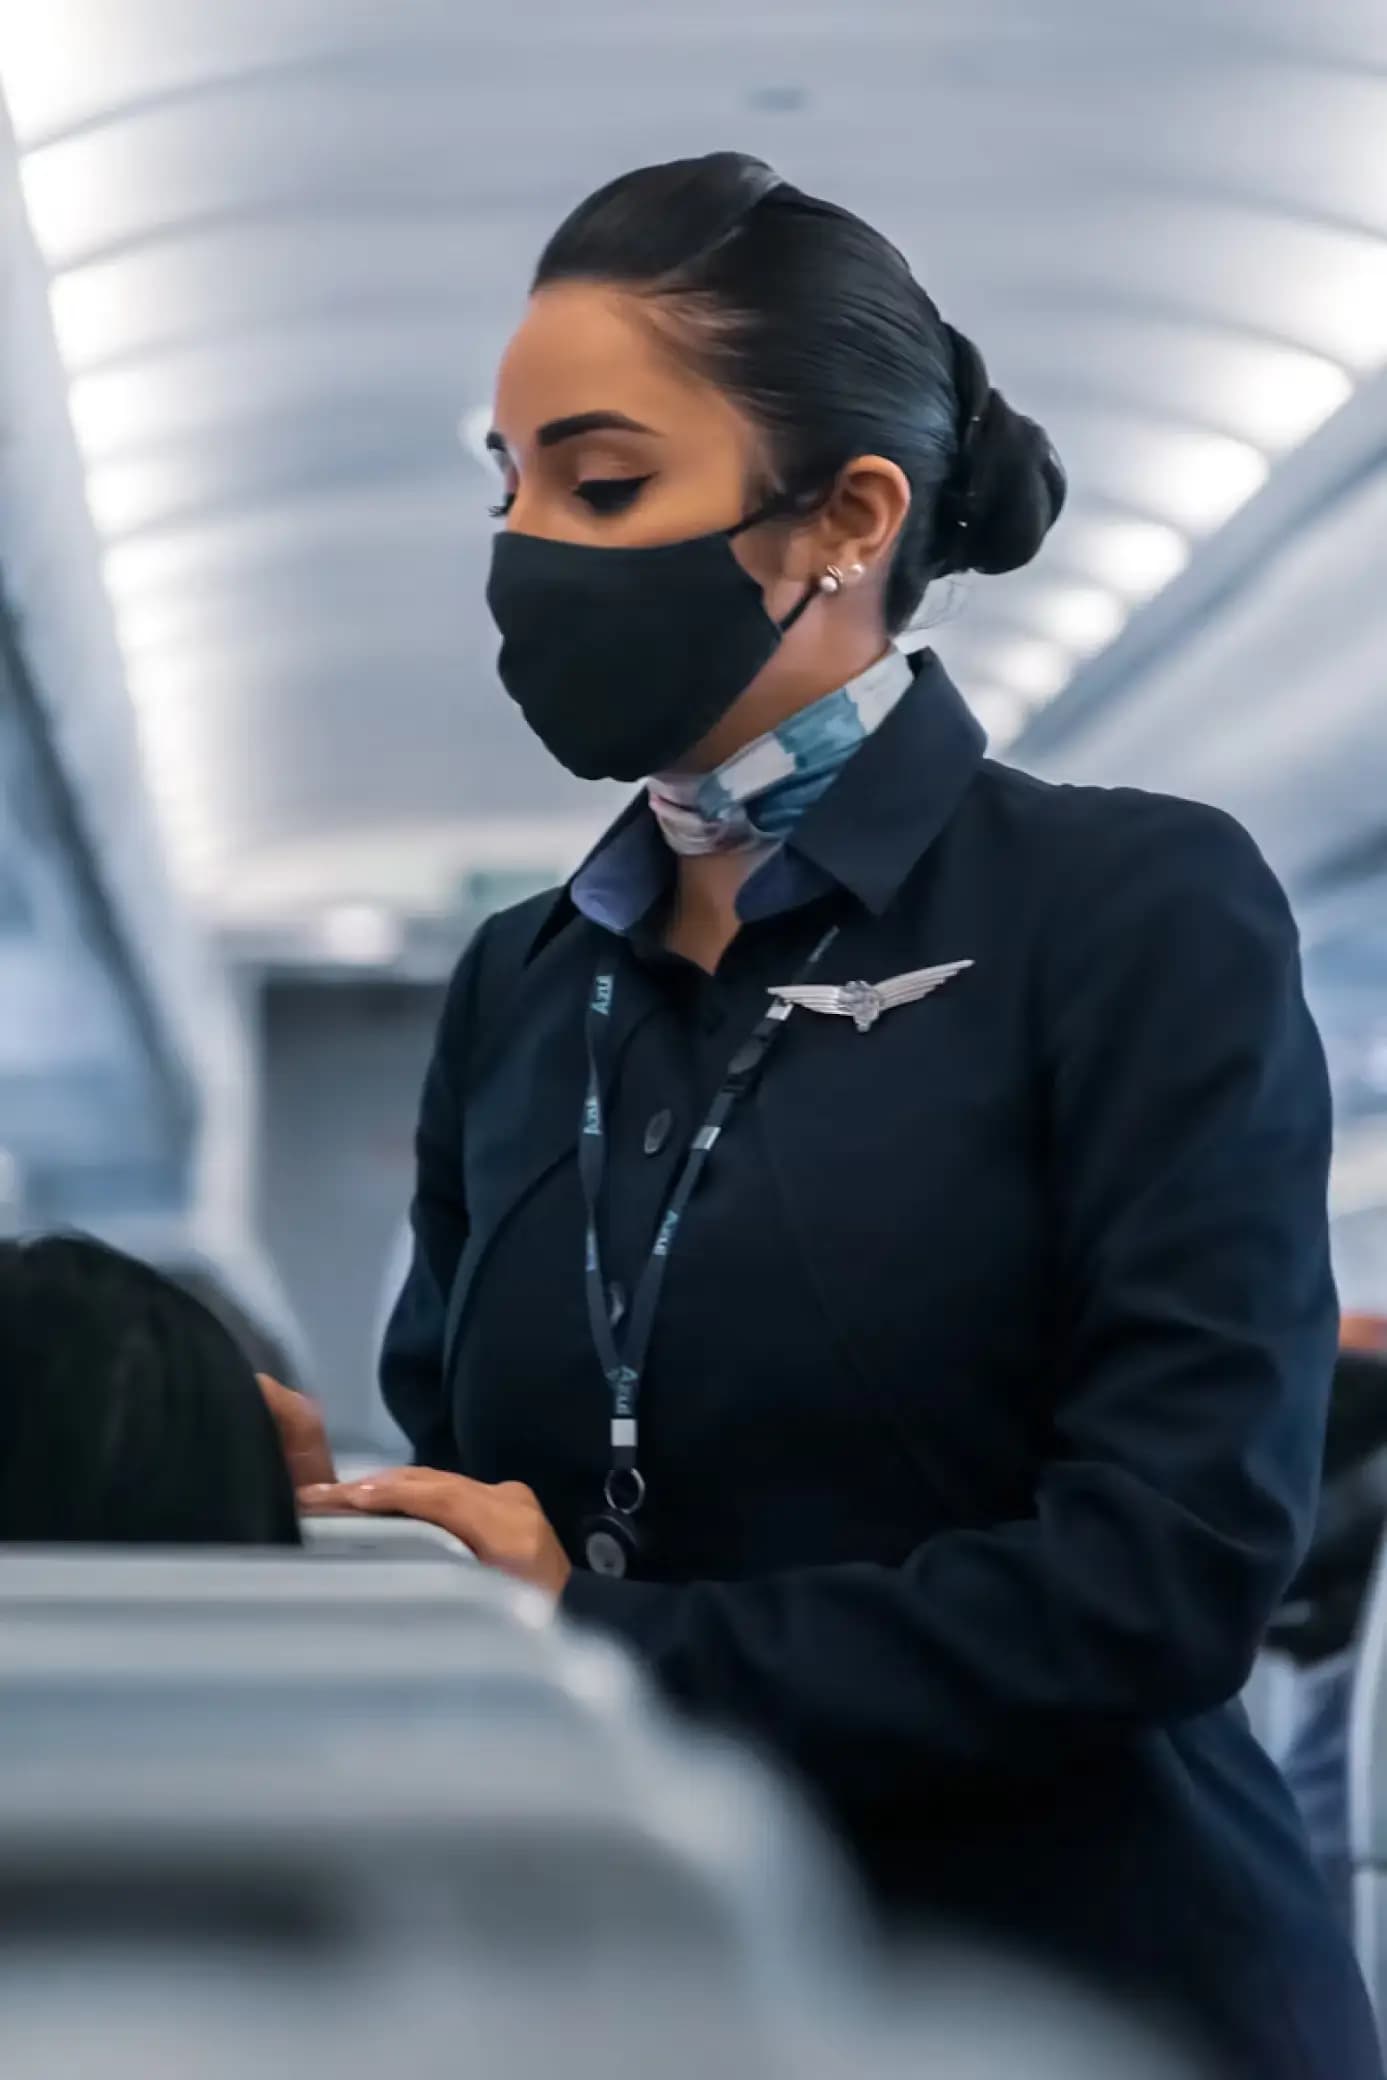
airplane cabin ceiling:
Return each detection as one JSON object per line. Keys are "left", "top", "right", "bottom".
{"left": 0, "top": 0, "right": 1385, "bottom": 948}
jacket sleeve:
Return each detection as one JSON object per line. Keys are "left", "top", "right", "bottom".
{"left": 562, "top": 802, "right": 1338, "bottom": 1801}
{"left": 379, "top": 921, "right": 493, "bottom": 1472}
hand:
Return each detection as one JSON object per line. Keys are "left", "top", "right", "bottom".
{"left": 298, "top": 1468, "right": 572, "bottom": 1600}
{"left": 258, "top": 1374, "right": 337, "bottom": 1491}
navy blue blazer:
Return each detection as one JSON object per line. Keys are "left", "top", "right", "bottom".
{"left": 382, "top": 657, "right": 1380, "bottom": 2077}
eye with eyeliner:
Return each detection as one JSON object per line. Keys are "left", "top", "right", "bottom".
{"left": 489, "top": 475, "right": 654, "bottom": 522}
{"left": 575, "top": 475, "right": 654, "bottom": 514}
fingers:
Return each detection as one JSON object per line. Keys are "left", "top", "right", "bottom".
{"left": 297, "top": 1468, "right": 498, "bottom": 1546}
{"left": 258, "top": 1373, "right": 308, "bottom": 1421}
{"left": 299, "top": 1467, "right": 424, "bottom": 1510}
{"left": 295, "top": 1473, "right": 569, "bottom": 1596}
{"left": 259, "top": 1374, "right": 337, "bottom": 1487}
{"left": 296, "top": 1483, "right": 357, "bottom": 1514}
{"left": 258, "top": 1374, "right": 321, "bottom": 1435}
{"left": 296, "top": 1477, "right": 393, "bottom": 1515}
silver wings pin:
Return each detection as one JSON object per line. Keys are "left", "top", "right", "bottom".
{"left": 769, "top": 961, "right": 974, "bottom": 1033}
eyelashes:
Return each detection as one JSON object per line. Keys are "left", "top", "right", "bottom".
{"left": 575, "top": 475, "right": 653, "bottom": 515}
{"left": 488, "top": 476, "right": 655, "bottom": 522}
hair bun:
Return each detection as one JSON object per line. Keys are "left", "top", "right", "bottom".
{"left": 932, "top": 327, "right": 1066, "bottom": 578}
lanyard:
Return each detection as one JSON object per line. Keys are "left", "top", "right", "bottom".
{"left": 578, "top": 926, "right": 839, "bottom": 1521}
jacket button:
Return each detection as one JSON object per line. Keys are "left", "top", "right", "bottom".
{"left": 643, "top": 1109, "right": 673, "bottom": 1157}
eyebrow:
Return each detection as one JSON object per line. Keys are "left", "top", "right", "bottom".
{"left": 485, "top": 411, "right": 660, "bottom": 457}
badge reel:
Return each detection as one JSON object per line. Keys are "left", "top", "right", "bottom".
{"left": 581, "top": 1466, "right": 646, "bottom": 1579}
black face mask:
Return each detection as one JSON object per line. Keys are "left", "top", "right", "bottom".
{"left": 485, "top": 506, "right": 815, "bottom": 782}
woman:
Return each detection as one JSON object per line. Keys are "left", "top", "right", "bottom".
{"left": 286, "top": 156, "right": 1380, "bottom": 2074}
{"left": 1, "top": 1234, "right": 299, "bottom": 1544}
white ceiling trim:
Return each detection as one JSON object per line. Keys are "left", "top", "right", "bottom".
{"left": 0, "top": 1, "right": 1384, "bottom": 934}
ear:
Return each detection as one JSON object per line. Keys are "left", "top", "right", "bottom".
{"left": 783, "top": 457, "right": 912, "bottom": 586}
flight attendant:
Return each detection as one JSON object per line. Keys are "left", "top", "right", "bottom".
{"left": 287, "top": 155, "right": 1381, "bottom": 2075}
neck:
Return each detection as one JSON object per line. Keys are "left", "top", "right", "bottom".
{"left": 679, "top": 627, "right": 894, "bottom": 774}
{"left": 666, "top": 851, "right": 757, "bottom": 973}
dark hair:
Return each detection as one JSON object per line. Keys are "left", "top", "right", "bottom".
{"left": 0, "top": 1235, "right": 300, "bottom": 1545}
{"left": 168, "top": 1264, "right": 298, "bottom": 1392}
{"left": 535, "top": 152, "right": 1066, "bottom": 632}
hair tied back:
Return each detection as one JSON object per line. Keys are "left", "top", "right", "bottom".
{"left": 536, "top": 153, "right": 1066, "bottom": 625}
{"left": 931, "top": 322, "right": 1067, "bottom": 579}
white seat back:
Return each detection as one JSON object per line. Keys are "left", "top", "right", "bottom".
{"left": 0, "top": 1553, "right": 1189, "bottom": 2080}
{"left": 0, "top": 1544, "right": 863, "bottom": 2020}
{"left": 1349, "top": 1532, "right": 1387, "bottom": 2041}
{"left": 302, "top": 1513, "right": 474, "bottom": 1561}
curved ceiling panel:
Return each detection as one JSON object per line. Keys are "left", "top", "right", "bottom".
{"left": 0, "top": 0, "right": 1384, "bottom": 942}
{"left": 46, "top": 220, "right": 496, "bottom": 371}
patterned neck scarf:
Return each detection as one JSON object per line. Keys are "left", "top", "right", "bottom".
{"left": 647, "top": 646, "right": 914, "bottom": 857}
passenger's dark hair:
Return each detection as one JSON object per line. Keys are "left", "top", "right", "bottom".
{"left": 535, "top": 152, "right": 1067, "bottom": 631}
{"left": 0, "top": 1234, "right": 300, "bottom": 1545}
{"left": 170, "top": 1264, "right": 298, "bottom": 1392}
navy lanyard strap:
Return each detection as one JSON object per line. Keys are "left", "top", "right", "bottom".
{"left": 578, "top": 924, "right": 839, "bottom": 1513}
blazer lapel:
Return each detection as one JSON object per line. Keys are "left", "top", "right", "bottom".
{"left": 444, "top": 921, "right": 664, "bottom": 1378}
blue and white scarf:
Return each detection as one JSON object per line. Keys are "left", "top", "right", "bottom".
{"left": 647, "top": 646, "right": 914, "bottom": 857}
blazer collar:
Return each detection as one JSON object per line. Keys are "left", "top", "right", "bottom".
{"left": 524, "top": 650, "right": 985, "bottom": 961}
{"left": 785, "top": 649, "right": 985, "bottom": 917}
